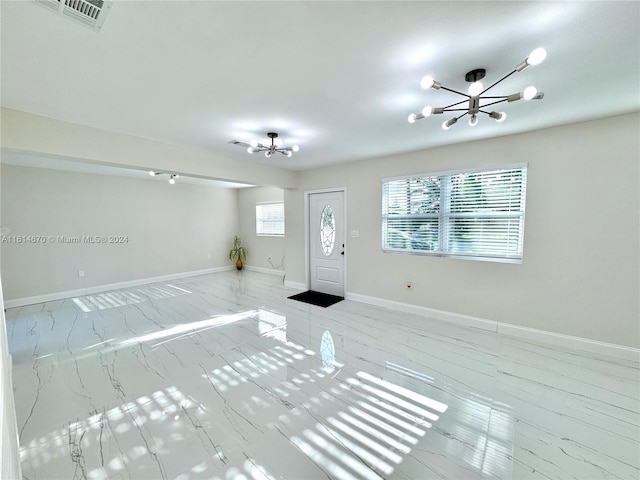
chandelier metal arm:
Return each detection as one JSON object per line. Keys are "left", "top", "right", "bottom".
{"left": 444, "top": 99, "right": 470, "bottom": 109}
{"left": 432, "top": 91, "right": 508, "bottom": 113}
{"left": 480, "top": 69, "right": 517, "bottom": 95}
{"left": 479, "top": 109, "right": 504, "bottom": 116}
{"left": 440, "top": 86, "right": 470, "bottom": 97}
{"left": 478, "top": 98, "right": 509, "bottom": 108}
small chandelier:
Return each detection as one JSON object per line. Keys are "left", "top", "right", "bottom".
{"left": 232, "top": 132, "right": 299, "bottom": 158}
{"left": 408, "top": 48, "right": 547, "bottom": 130}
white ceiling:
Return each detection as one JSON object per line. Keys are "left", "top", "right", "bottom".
{"left": 1, "top": 1, "right": 639, "bottom": 174}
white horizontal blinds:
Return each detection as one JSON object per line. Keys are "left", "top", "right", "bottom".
{"left": 382, "top": 166, "right": 527, "bottom": 261}
{"left": 445, "top": 168, "right": 526, "bottom": 258}
{"left": 382, "top": 176, "right": 440, "bottom": 251}
{"left": 256, "top": 203, "right": 285, "bottom": 236}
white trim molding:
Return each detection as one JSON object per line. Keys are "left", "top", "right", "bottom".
{"left": 284, "top": 280, "right": 306, "bottom": 291}
{"left": 0, "top": 277, "right": 22, "bottom": 480}
{"left": 346, "top": 292, "right": 639, "bottom": 362}
{"left": 497, "top": 323, "right": 639, "bottom": 362}
{"left": 243, "top": 265, "right": 286, "bottom": 277}
{"left": 346, "top": 292, "right": 497, "bottom": 331}
{"left": 3, "top": 266, "right": 235, "bottom": 309}
{"left": 304, "top": 187, "right": 347, "bottom": 297}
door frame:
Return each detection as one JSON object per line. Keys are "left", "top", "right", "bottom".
{"left": 304, "top": 187, "right": 347, "bottom": 295}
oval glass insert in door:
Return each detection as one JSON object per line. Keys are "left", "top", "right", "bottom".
{"left": 320, "top": 205, "right": 336, "bottom": 256}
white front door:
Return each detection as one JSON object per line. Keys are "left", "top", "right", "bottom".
{"left": 309, "top": 191, "right": 345, "bottom": 297}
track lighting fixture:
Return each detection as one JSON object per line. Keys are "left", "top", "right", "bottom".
{"left": 408, "top": 48, "right": 546, "bottom": 130}
{"left": 149, "top": 171, "right": 179, "bottom": 184}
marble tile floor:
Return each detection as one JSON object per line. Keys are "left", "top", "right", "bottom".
{"left": 5, "top": 271, "right": 639, "bottom": 480}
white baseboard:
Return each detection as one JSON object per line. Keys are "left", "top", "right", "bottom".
{"left": 497, "top": 323, "right": 639, "bottom": 362}
{"left": 284, "top": 280, "right": 306, "bottom": 291}
{"left": 346, "top": 292, "right": 639, "bottom": 362}
{"left": 346, "top": 292, "right": 497, "bottom": 331}
{"left": 243, "top": 265, "right": 286, "bottom": 277}
{"left": 3, "top": 266, "right": 235, "bottom": 308}
{"left": 6, "top": 270, "right": 637, "bottom": 362}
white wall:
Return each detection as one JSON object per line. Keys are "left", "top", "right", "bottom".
{"left": 285, "top": 114, "right": 640, "bottom": 348}
{"left": 1, "top": 165, "right": 239, "bottom": 300}
{"left": 238, "top": 186, "right": 287, "bottom": 272}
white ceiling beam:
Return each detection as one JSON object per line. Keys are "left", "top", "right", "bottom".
{"left": 0, "top": 108, "right": 298, "bottom": 189}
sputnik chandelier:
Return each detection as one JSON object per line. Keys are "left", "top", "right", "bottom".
{"left": 231, "top": 132, "right": 299, "bottom": 158}
{"left": 408, "top": 48, "right": 547, "bottom": 130}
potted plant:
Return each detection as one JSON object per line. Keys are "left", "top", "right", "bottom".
{"left": 229, "top": 235, "right": 248, "bottom": 270}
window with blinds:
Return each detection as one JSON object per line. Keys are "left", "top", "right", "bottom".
{"left": 382, "top": 165, "right": 527, "bottom": 262}
{"left": 256, "top": 203, "right": 285, "bottom": 236}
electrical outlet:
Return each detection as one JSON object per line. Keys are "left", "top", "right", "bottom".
{"left": 207, "top": 254, "right": 211, "bottom": 259}
{"left": 406, "top": 281, "right": 412, "bottom": 289}
{"left": 78, "top": 270, "right": 85, "bottom": 278}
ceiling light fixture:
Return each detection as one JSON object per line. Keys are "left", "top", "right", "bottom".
{"left": 149, "top": 171, "right": 179, "bottom": 184}
{"left": 408, "top": 48, "right": 546, "bottom": 130}
{"left": 230, "top": 132, "right": 299, "bottom": 158}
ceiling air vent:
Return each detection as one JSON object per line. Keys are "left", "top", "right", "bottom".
{"left": 35, "top": 0, "right": 112, "bottom": 31}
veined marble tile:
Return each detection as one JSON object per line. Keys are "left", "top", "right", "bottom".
{"left": 494, "top": 335, "right": 640, "bottom": 479}
{"left": 6, "top": 270, "right": 639, "bottom": 479}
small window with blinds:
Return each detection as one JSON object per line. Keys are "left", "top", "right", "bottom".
{"left": 256, "top": 203, "right": 285, "bottom": 237}
{"left": 382, "top": 165, "right": 527, "bottom": 263}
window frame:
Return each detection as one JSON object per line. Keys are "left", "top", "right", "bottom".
{"left": 382, "top": 163, "right": 527, "bottom": 264}
{"left": 255, "top": 202, "right": 285, "bottom": 237}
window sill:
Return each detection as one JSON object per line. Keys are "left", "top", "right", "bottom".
{"left": 382, "top": 248, "right": 523, "bottom": 264}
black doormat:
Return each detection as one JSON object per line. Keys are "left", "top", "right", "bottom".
{"left": 288, "top": 290, "right": 344, "bottom": 308}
